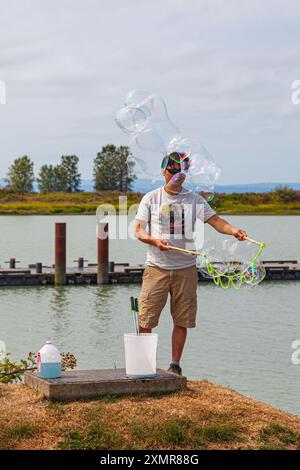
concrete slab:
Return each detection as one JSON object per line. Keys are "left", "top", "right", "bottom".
{"left": 24, "top": 368, "right": 187, "bottom": 401}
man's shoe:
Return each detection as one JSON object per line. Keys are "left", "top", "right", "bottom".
{"left": 167, "top": 363, "right": 182, "bottom": 376}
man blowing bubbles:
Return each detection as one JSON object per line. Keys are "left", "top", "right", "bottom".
{"left": 135, "top": 152, "right": 247, "bottom": 376}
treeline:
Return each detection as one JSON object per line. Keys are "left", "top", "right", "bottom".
{"left": 2, "top": 145, "right": 136, "bottom": 194}
{"left": 214, "top": 186, "right": 300, "bottom": 206}
{"left": 209, "top": 185, "right": 300, "bottom": 215}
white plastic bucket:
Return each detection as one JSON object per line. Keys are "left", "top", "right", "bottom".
{"left": 124, "top": 333, "right": 158, "bottom": 378}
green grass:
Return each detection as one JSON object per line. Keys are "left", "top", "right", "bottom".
{"left": 58, "top": 415, "right": 240, "bottom": 451}
{"left": 59, "top": 425, "right": 125, "bottom": 450}
{"left": 201, "top": 425, "right": 239, "bottom": 443}
{"left": 94, "top": 395, "right": 121, "bottom": 404}
{"left": 258, "top": 444, "right": 288, "bottom": 450}
{"left": 131, "top": 417, "right": 239, "bottom": 449}
{"left": 0, "top": 189, "right": 300, "bottom": 215}
{"left": 5, "top": 422, "right": 37, "bottom": 439}
{"left": 259, "top": 423, "right": 300, "bottom": 448}
{"left": 0, "top": 422, "right": 39, "bottom": 448}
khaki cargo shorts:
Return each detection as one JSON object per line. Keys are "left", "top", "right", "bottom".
{"left": 139, "top": 264, "right": 198, "bottom": 329}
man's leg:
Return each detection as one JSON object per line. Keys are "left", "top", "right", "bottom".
{"left": 172, "top": 325, "right": 187, "bottom": 363}
{"left": 139, "top": 266, "right": 169, "bottom": 331}
{"left": 169, "top": 265, "right": 198, "bottom": 373}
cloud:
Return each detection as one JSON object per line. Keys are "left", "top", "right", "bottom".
{"left": 0, "top": 0, "right": 299, "bottom": 184}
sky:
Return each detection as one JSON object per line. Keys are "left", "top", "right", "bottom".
{"left": 0, "top": 0, "right": 299, "bottom": 184}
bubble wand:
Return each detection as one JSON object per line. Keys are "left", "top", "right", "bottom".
{"left": 130, "top": 297, "right": 139, "bottom": 335}
{"left": 168, "top": 237, "right": 266, "bottom": 290}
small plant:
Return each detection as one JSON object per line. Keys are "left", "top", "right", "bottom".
{"left": 0, "top": 351, "right": 77, "bottom": 384}
{"left": 260, "top": 423, "right": 300, "bottom": 447}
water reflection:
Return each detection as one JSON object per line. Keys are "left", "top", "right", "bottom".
{"left": 50, "top": 286, "right": 70, "bottom": 316}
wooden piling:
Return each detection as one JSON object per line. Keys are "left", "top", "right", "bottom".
{"left": 55, "top": 223, "right": 66, "bottom": 285}
{"left": 73, "top": 257, "right": 86, "bottom": 269}
{"left": 109, "top": 261, "right": 115, "bottom": 273}
{"left": 36, "top": 262, "right": 43, "bottom": 274}
{"left": 97, "top": 222, "right": 109, "bottom": 284}
{"left": 5, "top": 258, "right": 19, "bottom": 269}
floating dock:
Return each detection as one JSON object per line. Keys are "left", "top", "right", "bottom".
{"left": 0, "top": 222, "right": 299, "bottom": 286}
{"left": 0, "top": 260, "right": 300, "bottom": 286}
{"left": 24, "top": 369, "right": 187, "bottom": 401}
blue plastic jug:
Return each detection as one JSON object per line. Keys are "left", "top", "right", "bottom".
{"left": 37, "top": 340, "right": 61, "bottom": 379}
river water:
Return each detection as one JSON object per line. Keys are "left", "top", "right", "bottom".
{"left": 0, "top": 215, "right": 300, "bottom": 416}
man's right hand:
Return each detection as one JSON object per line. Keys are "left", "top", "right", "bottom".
{"left": 155, "top": 239, "right": 171, "bottom": 251}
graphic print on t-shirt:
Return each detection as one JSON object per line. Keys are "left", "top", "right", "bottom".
{"left": 160, "top": 203, "right": 185, "bottom": 238}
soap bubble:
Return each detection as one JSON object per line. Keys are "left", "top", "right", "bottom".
{"left": 166, "top": 137, "right": 222, "bottom": 192}
{"left": 128, "top": 132, "right": 165, "bottom": 179}
{"left": 197, "top": 242, "right": 228, "bottom": 278}
{"left": 196, "top": 238, "right": 265, "bottom": 288}
{"left": 243, "top": 264, "right": 266, "bottom": 287}
{"left": 115, "top": 107, "right": 148, "bottom": 135}
{"left": 221, "top": 239, "right": 258, "bottom": 265}
{"left": 203, "top": 193, "right": 215, "bottom": 203}
{"left": 115, "top": 90, "right": 221, "bottom": 192}
{"left": 125, "top": 89, "right": 154, "bottom": 110}
{"left": 133, "top": 128, "right": 166, "bottom": 153}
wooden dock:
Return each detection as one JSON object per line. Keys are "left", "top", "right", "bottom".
{"left": 0, "top": 222, "right": 299, "bottom": 286}
{"left": 0, "top": 260, "right": 299, "bottom": 286}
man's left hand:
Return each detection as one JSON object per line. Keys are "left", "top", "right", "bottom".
{"left": 233, "top": 228, "right": 247, "bottom": 241}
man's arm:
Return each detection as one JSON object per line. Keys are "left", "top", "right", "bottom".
{"left": 134, "top": 220, "right": 170, "bottom": 251}
{"left": 206, "top": 215, "right": 247, "bottom": 241}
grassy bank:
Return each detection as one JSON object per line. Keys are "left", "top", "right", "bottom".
{"left": 0, "top": 191, "right": 140, "bottom": 215}
{"left": 213, "top": 191, "right": 300, "bottom": 215}
{"left": 0, "top": 189, "right": 300, "bottom": 215}
{"left": 1, "top": 380, "right": 300, "bottom": 450}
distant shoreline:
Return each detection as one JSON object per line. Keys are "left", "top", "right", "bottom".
{"left": 0, "top": 190, "right": 299, "bottom": 215}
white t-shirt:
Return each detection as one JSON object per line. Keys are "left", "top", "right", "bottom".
{"left": 135, "top": 186, "right": 216, "bottom": 270}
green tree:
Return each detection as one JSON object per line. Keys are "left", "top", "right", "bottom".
{"left": 59, "top": 155, "right": 81, "bottom": 192}
{"left": 5, "top": 155, "right": 35, "bottom": 193}
{"left": 93, "top": 145, "right": 136, "bottom": 191}
{"left": 37, "top": 164, "right": 57, "bottom": 193}
{"left": 37, "top": 156, "right": 81, "bottom": 193}
{"left": 274, "top": 185, "right": 299, "bottom": 203}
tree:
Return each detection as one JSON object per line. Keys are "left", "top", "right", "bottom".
{"left": 93, "top": 145, "right": 136, "bottom": 191}
{"left": 5, "top": 155, "right": 35, "bottom": 193}
{"left": 274, "top": 185, "right": 299, "bottom": 203}
{"left": 37, "top": 156, "right": 81, "bottom": 193}
{"left": 59, "top": 155, "right": 81, "bottom": 192}
{"left": 37, "top": 164, "right": 57, "bottom": 193}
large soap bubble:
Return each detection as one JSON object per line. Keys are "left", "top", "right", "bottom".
{"left": 195, "top": 238, "right": 266, "bottom": 289}
{"left": 115, "top": 90, "right": 221, "bottom": 192}
{"left": 167, "top": 137, "right": 222, "bottom": 193}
